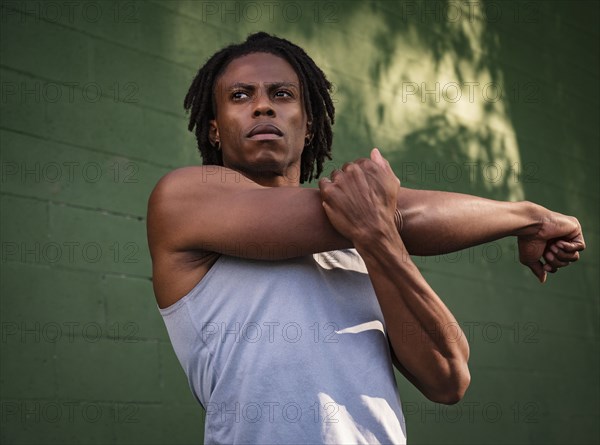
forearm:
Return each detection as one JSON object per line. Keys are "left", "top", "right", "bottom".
{"left": 355, "top": 231, "right": 470, "bottom": 404}
{"left": 397, "top": 188, "right": 544, "bottom": 255}
{"left": 318, "top": 154, "right": 471, "bottom": 402}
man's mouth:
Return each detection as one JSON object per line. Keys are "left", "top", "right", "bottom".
{"left": 247, "top": 124, "right": 284, "bottom": 140}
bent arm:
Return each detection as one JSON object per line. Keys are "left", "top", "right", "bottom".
{"left": 318, "top": 157, "right": 470, "bottom": 403}
{"left": 357, "top": 231, "right": 470, "bottom": 404}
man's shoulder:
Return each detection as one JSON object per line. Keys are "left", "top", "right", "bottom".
{"left": 156, "top": 165, "right": 256, "bottom": 190}
{"left": 148, "top": 165, "right": 259, "bottom": 211}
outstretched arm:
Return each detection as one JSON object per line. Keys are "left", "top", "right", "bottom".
{"left": 395, "top": 176, "right": 585, "bottom": 283}
{"left": 148, "top": 154, "right": 584, "bottom": 279}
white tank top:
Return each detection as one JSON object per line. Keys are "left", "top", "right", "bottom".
{"left": 159, "top": 249, "right": 407, "bottom": 444}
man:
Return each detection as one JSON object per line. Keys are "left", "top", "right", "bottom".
{"left": 147, "top": 33, "right": 584, "bottom": 444}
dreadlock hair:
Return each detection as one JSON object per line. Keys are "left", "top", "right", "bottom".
{"left": 183, "top": 32, "right": 335, "bottom": 183}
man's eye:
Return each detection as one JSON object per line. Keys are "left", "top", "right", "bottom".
{"left": 232, "top": 91, "right": 249, "bottom": 100}
{"left": 275, "top": 90, "right": 293, "bottom": 98}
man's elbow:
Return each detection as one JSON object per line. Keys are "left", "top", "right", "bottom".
{"left": 426, "top": 362, "right": 471, "bottom": 405}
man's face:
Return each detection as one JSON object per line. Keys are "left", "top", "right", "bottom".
{"left": 210, "top": 52, "right": 309, "bottom": 186}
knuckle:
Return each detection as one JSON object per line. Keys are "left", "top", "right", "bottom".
{"left": 320, "top": 187, "right": 333, "bottom": 200}
{"left": 343, "top": 164, "right": 363, "bottom": 179}
{"left": 363, "top": 160, "right": 379, "bottom": 173}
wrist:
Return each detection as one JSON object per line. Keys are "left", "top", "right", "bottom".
{"left": 354, "top": 222, "right": 407, "bottom": 256}
{"left": 513, "top": 201, "right": 546, "bottom": 237}
{"left": 354, "top": 228, "right": 417, "bottom": 274}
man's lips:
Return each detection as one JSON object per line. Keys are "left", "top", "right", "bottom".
{"left": 246, "top": 123, "right": 284, "bottom": 139}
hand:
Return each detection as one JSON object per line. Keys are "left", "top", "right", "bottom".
{"left": 318, "top": 148, "right": 400, "bottom": 244}
{"left": 517, "top": 210, "right": 585, "bottom": 283}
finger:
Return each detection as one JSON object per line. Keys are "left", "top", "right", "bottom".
{"left": 543, "top": 251, "right": 569, "bottom": 269}
{"left": 555, "top": 240, "right": 585, "bottom": 252}
{"left": 371, "top": 148, "right": 391, "bottom": 173}
{"left": 549, "top": 245, "right": 580, "bottom": 262}
{"left": 554, "top": 251, "right": 579, "bottom": 262}
{"left": 526, "top": 261, "right": 547, "bottom": 284}
{"left": 371, "top": 148, "right": 401, "bottom": 185}
{"left": 329, "top": 169, "right": 343, "bottom": 182}
{"left": 318, "top": 177, "right": 332, "bottom": 193}
{"left": 341, "top": 161, "right": 354, "bottom": 172}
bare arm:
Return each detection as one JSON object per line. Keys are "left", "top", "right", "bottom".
{"left": 319, "top": 153, "right": 470, "bottom": 404}
{"left": 396, "top": 186, "right": 585, "bottom": 282}
{"left": 147, "top": 165, "right": 359, "bottom": 308}
{"left": 148, "top": 160, "right": 584, "bottom": 274}
{"left": 399, "top": 189, "right": 537, "bottom": 253}
{"left": 147, "top": 165, "right": 350, "bottom": 260}
{"left": 358, "top": 233, "right": 470, "bottom": 404}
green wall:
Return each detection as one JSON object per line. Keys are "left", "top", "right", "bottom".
{"left": 1, "top": 0, "right": 598, "bottom": 443}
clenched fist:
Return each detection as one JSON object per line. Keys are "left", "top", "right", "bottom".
{"left": 518, "top": 210, "right": 585, "bottom": 283}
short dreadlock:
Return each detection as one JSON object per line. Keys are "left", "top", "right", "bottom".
{"left": 184, "top": 32, "right": 335, "bottom": 183}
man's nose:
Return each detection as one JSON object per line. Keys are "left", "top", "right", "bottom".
{"left": 252, "top": 92, "right": 275, "bottom": 117}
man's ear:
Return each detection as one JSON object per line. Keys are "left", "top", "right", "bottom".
{"left": 209, "top": 120, "right": 220, "bottom": 145}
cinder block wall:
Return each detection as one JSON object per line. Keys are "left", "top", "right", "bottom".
{"left": 1, "top": 1, "right": 597, "bottom": 444}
